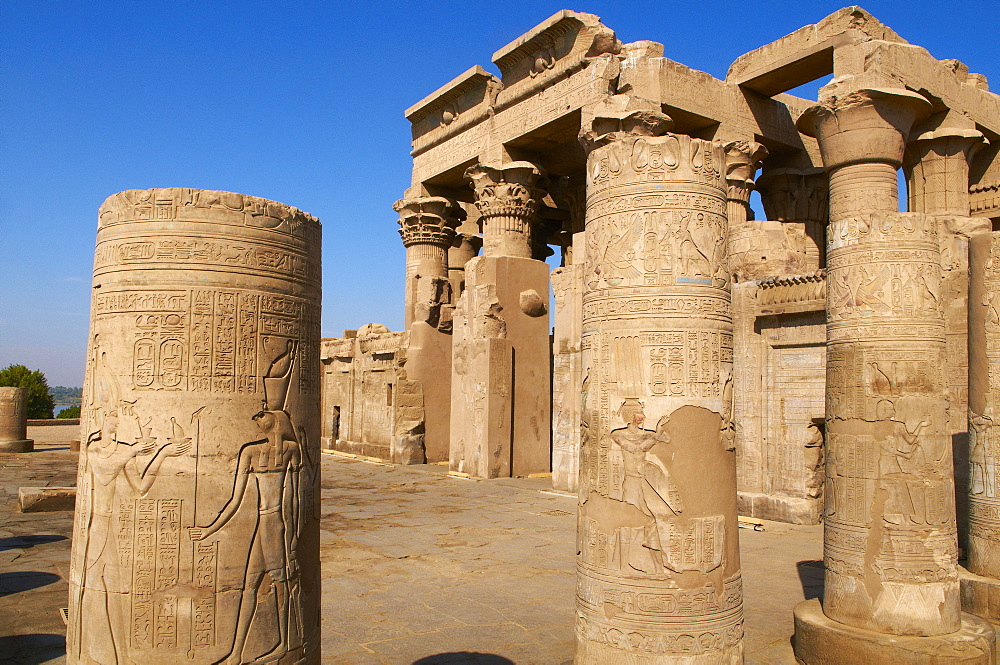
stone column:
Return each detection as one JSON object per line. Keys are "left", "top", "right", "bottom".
{"left": 756, "top": 167, "right": 829, "bottom": 269}
{"left": 962, "top": 229, "right": 1000, "bottom": 623}
{"left": 0, "top": 387, "right": 33, "bottom": 452}
{"left": 576, "top": 107, "right": 744, "bottom": 663}
{"left": 905, "top": 121, "right": 987, "bottom": 555}
{"left": 69, "top": 188, "right": 322, "bottom": 665}
{"left": 450, "top": 162, "right": 551, "bottom": 478}
{"left": 395, "top": 197, "right": 462, "bottom": 465}
{"left": 447, "top": 231, "right": 482, "bottom": 298}
{"left": 551, "top": 231, "right": 585, "bottom": 492}
{"left": 792, "top": 91, "right": 994, "bottom": 663}
{"left": 466, "top": 162, "right": 545, "bottom": 259}
{"left": 394, "top": 197, "right": 461, "bottom": 330}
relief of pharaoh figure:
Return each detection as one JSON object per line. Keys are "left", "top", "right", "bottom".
{"left": 189, "top": 341, "right": 305, "bottom": 665}
{"left": 609, "top": 399, "right": 684, "bottom": 573}
{"left": 73, "top": 353, "right": 190, "bottom": 664}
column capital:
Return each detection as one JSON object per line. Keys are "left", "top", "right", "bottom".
{"left": 905, "top": 126, "right": 986, "bottom": 165}
{"left": 756, "top": 167, "right": 829, "bottom": 223}
{"left": 465, "top": 161, "right": 546, "bottom": 258}
{"left": 724, "top": 140, "right": 768, "bottom": 205}
{"left": 579, "top": 95, "right": 673, "bottom": 151}
{"left": 797, "top": 88, "right": 932, "bottom": 170}
{"left": 394, "top": 197, "right": 463, "bottom": 248}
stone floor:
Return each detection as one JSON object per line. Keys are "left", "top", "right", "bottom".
{"left": 0, "top": 425, "right": 824, "bottom": 664}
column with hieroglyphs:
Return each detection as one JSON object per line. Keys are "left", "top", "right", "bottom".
{"left": 792, "top": 90, "right": 994, "bottom": 664}
{"left": 68, "top": 188, "right": 322, "bottom": 665}
{"left": 450, "top": 163, "right": 550, "bottom": 478}
{"left": 963, "top": 229, "right": 1000, "bottom": 623}
{"left": 0, "top": 387, "right": 33, "bottom": 452}
{"left": 575, "top": 103, "right": 744, "bottom": 664}
{"left": 395, "top": 197, "right": 462, "bottom": 464}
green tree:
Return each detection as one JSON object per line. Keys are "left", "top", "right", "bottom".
{"left": 0, "top": 364, "right": 55, "bottom": 419}
{"left": 57, "top": 405, "right": 81, "bottom": 419}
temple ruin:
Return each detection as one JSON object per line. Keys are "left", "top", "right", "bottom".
{"left": 315, "top": 6, "right": 1000, "bottom": 663}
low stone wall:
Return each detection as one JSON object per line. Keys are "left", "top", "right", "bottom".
{"left": 27, "top": 419, "right": 79, "bottom": 426}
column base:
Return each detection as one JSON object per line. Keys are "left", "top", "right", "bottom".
{"left": 960, "top": 565, "right": 1000, "bottom": 624}
{"left": 0, "top": 439, "right": 33, "bottom": 453}
{"left": 792, "top": 598, "right": 995, "bottom": 664}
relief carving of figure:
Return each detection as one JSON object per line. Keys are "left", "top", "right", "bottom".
{"left": 804, "top": 420, "right": 825, "bottom": 500}
{"left": 675, "top": 212, "right": 712, "bottom": 278}
{"left": 73, "top": 353, "right": 190, "bottom": 664}
{"left": 874, "top": 399, "right": 931, "bottom": 525}
{"left": 609, "top": 400, "right": 684, "bottom": 573}
{"left": 188, "top": 341, "right": 305, "bottom": 665}
{"left": 971, "top": 413, "right": 994, "bottom": 497}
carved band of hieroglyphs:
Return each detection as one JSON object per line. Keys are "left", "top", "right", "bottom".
{"left": 98, "top": 189, "right": 320, "bottom": 243}
{"left": 576, "top": 614, "right": 744, "bottom": 656}
{"left": 93, "top": 236, "right": 319, "bottom": 284}
{"left": 585, "top": 192, "right": 727, "bottom": 217}
{"left": 576, "top": 574, "right": 742, "bottom": 618}
{"left": 128, "top": 499, "right": 183, "bottom": 650}
{"left": 582, "top": 292, "right": 731, "bottom": 322}
{"left": 94, "top": 288, "right": 316, "bottom": 395}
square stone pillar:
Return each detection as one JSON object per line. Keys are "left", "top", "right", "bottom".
{"left": 551, "top": 232, "right": 585, "bottom": 491}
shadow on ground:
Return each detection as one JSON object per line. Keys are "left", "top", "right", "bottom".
{"left": 796, "top": 559, "right": 824, "bottom": 602}
{"left": 0, "top": 571, "right": 62, "bottom": 597}
{"left": 0, "top": 634, "right": 66, "bottom": 664}
{"left": 0, "top": 535, "right": 67, "bottom": 552}
{"left": 413, "top": 653, "right": 515, "bottom": 664}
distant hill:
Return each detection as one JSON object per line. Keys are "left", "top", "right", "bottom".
{"left": 51, "top": 385, "right": 82, "bottom": 405}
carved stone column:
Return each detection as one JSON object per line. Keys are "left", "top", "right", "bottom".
{"left": 466, "top": 162, "right": 545, "bottom": 258}
{"left": 576, "top": 105, "right": 743, "bottom": 664}
{"left": 792, "top": 93, "right": 994, "bottom": 663}
{"left": 450, "top": 162, "right": 551, "bottom": 478}
{"left": 724, "top": 140, "right": 768, "bottom": 228}
{"left": 962, "top": 229, "right": 1000, "bottom": 623}
{"left": 69, "top": 188, "right": 322, "bottom": 665}
{"left": 756, "top": 167, "right": 830, "bottom": 269}
{"left": 395, "top": 197, "right": 461, "bottom": 330}
{"left": 447, "top": 231, "right": 482, "bottom": 298}
{"left": 0, "top": 387, "right": 33, "bottom": 452}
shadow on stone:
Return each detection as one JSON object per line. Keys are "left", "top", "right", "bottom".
{"left": 796, "top": 559, "right": 824, "bottom": 601}
{"left": 0, "top": 633, "right": 66, "bottom": 663}
{"left": 412, "top": 653, "right": 515, "bottom": 665}
{"left": 0, "top": 571, "right": 62, "bottom": 597}
{"left": 0, "top": 534, "right": 67, "bottom": 552}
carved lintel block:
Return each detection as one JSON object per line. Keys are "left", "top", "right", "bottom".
{"left": 68, "top": 188, "right": 321, "bottom": 665}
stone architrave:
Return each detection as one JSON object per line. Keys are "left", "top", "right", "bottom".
{"left": 576, "top": 104, "right": 744, "bottom": 663}
{"left": 0, "top": 387, "right": 34, "bottom": 452}
{"left": 792, "top": 91, "right": 994, "bottom": 664}
{"left": 68, "top": 188, "right": 322, "bottom": 665}
{"left": 963, "top": 229, "right": 1000, "bottom": 622}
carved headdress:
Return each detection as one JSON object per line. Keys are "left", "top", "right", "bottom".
{"left": 263, "top": 339, "right": 297, "bottom": 411}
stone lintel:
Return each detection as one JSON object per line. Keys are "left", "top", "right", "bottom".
{"left": 792, "top": 598, "right": 995, "bottom": 665}
{"left": 727, "top": 6, "right": 907, "bottom": 94}
{"left": 320, "top": 337, "right": 355, "bottom": 361}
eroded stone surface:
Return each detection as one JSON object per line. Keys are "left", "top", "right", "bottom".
{"left": 68, "top": 188, "right": 322, "bottom": 665}
{"left": 0, "top": 388, "right": 34, "bottom": 453}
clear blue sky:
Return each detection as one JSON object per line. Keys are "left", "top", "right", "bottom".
{"left": 1, "top": 1, "right": 996, "bottom": 387}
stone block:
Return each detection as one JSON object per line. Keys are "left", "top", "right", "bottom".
{"left": 19, "top": 486, "right": 76, "bottom": 512}
{"left": 0, "top": 439, "right": 33, "bottom": 453}
{"left": 960, "top": 566, "right": 1000, "bottom": 624}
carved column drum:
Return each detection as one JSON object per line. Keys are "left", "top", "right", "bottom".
{"left": 577, "top": 132, "right": 743, "bottom": 664}
{"left": 68, "top": 188, "right": 322, "bottom": 665}
{"left": 0, "top": 387, "right": 33, "bottom": 452}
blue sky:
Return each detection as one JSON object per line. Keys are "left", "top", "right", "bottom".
{"left": 1, "top": 1, "right": 997, "bottom": 387}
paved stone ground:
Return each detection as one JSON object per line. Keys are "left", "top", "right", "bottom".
{"left": 0, "top": 425, "right": 823, "bottom": 664}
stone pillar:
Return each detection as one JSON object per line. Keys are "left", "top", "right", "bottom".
{"left": 962, "top": 229, "right": 1000, "bottom": 623}
{"left": 69, "top": 188, "right": 322, "bottom": 665}
{"left": 576, "top": 107, "right": 744, "bottom": 663}
{"left": 792, "top": 92, "right": 994, "bottom": 663}
{"left": 0, "top": 387, "right": 33, "bottom": 452}
{"left": 466, "top": 162, "right": 545, "bottom": 259}
{"left": 447, "top": 231, "right": 482, "bottom": 298}
{"left": 904, "top": 121, "right": 986, "bottom": 555}
{"left": 551, "top": 231, "right": 585, "bottom": 492}
{"left": 450, "top": 162, "right": 551, "bottom": 478}
{"left": 395, "top": 197, "right": 461, "bottom": 330}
